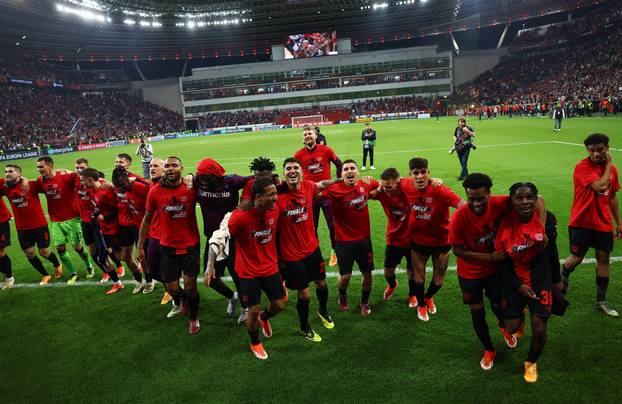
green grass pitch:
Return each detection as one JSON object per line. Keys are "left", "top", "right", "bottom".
{"left": 1, "top": 116, "right": 622, "bottom": 403}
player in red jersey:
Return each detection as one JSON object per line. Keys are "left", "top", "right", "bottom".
{"left": 74, "top": 158, "right": 124, "bottom": 282}
{"left": 401, "top": 157, "right": 464, "bottom": 322}
{"left": 81, "top": 168, "right": 126, "bottom": 295}
{"left": 294, "top": 125, "right": 343, "bottom": 267}
{"left": 207, "top": 176, "right": 284, "bottom": 360}
{"left": 34, "top": 156, "right": 93, "bottom": 283}
{"left": 110, "top": 159, "right": 144, "bottom": 289}
{"left": 238, "top": 157, "right": 287, "bottom": 301}
{"left": 369, "top": 168, "right": 414, "bottom": 302}
{"left": 449, "top": 173, "right": 520, "bottom": 370}
{"left": 138, "top": 157, "right": 202, "bottom": 334}
{"left": 112, "top": 167, "right": 151, "bottom": 294}
{"left": 142, "top": 158, "right": 175, "bottom": 309}
{"left": 276, "top": 157, "right": 339, "bottom": 340}
{"left": 114, "top": 153, "right": 147, "bottom": 183}
{"left": 2, "top": 164, "right": 63, "bottom": 287}
{"left": 318, "top": 159, "right": 379, "bottom": 316}
{"left": 495, "top": 182, "right": 563, "bottom": 383}
{"left": 561, "top": 133, "right": 621, "bottom": 317}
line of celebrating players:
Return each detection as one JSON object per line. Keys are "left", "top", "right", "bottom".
{"left": 0, "top": 128, "right": 619, "bottom": 383}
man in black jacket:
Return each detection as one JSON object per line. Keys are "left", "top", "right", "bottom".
{"left": 361, "top": 123, "right": 376, "bottom": 171}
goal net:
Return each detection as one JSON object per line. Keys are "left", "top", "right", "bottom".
{"left": 291, "top": 115, "right": 324, "bottom": 128}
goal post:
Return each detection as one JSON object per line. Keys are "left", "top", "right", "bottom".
{"left": 291, "top": 114, "right": 324, "bottom": 128}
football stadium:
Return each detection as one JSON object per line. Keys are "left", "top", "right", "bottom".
{"left": 1, "top": 0, "right": 621, "bottom": 402}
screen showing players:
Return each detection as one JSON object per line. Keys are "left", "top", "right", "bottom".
{"left": 284, "top": 32, "right": 338, "bottom": 59}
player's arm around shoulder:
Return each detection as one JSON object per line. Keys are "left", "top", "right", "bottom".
{"left": 439, "top": 183, "right": 465, "bottom": 208}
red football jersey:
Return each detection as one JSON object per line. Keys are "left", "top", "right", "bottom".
{"left": 322, "top": 179, "right": 379, "bottom": 242}
{"left": 0, "top": 179, "right": 12, "bottom": 223}
{"left": 2, "top": 180, "right": 47, "bottom": 230}
{"left": 148, "top": 181, "right": 161, "bottom": 239}
{"left": 569, "top": 158, "right": 620, "bottom": 232}
{"left": 400, "top": 180, "right": 463, "bottom": 246}
{"left": 449, "top": 195, "right": 511, "bottom": 279}
{"left": 128, "top": 172, "right": 147, "bottom": 184}
{"left": 228, "top": 206, "right": 280, "bottom": 278}
{"left": 36, "top": 172, "right": 81, "bottom": 222}
{"left": 240, "top": 179, "right": 255, "bottom": 202}
{"left": 76, "top": 182, "right": 95, "bottom": 223}
{"left": 294, "top": 145, "right": 339, "bottom": 182}
{"left": 93, "top": 187, "right": 119, "bottom": 236}
{"left": 115, "top": 189, "right": 133, "bottom": 227}
{"left": 145, "top": 183, "right": 199, "bottom": 249}
{"left": 126, "top": 181, "right": 149, "bottom": 227}
{"left": 494, "top": 210, "right": 546, "bottom": 288}
{"left": 373, "top": 187, "right": 411, "bottom": 248}
{"left": 277, "top": 180, "right": 320, "bottom": 261}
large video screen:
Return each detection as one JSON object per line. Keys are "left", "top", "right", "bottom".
{"left": 284, "top": 32, "right": 337, "bottom": 59}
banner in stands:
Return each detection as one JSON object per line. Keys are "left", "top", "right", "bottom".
{"left": 78, "top": 142, "right": 107, "bottom": 151}
{"left": 107, "top": 140, "right": 128, "bottom": 147}
{"left": 211, "top": 127, "right": 253, "bottom": 135}
{"left": 46, "top": 146, "right": 76, "bottom": 155}
{"left": 80, "top": 83, "right": 130, "bottom": 91}
{"left": 147, "top": 135, "right": 165, "bottom": 142}
{"left": 164, "top": 134, "right": 177, "bottom": 140}
{"left": 0, "top": 149, "right": 41, "bottom": 161}
{"left": 291, "top": 121, "right": 334, "bottom": 128}
{"left": 177, "top": 132, "right": 200, "bottom": 138}
{"left": 356, "top": 112, "right": 425, "bottom": 122}
{"left": 8, "top": 78, "right": 35, "bottom": 86}
{"left": 1, "top": 75, "right": 127, "bottom": 92}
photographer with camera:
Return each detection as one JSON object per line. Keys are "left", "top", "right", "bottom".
{"left": 361, "top": 123, "right": 376, "bottom": 170}
{"left": 452, "top": 118, "right": 477, "bottom": 180}
{"left": 136, "top": 137, "right": 154, "bottom": 180}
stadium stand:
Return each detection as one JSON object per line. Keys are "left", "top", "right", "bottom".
{"left": 0, "top": 86, "right": 182, "bottom": 151}
{"left": 0, "top": 56, "right": 129, "bottom": 84}
{"left": 183, "top": 70, "right": 450, "bottom": 101}
{"left": 454, "top": 7, "right": 622, "bottom": 113}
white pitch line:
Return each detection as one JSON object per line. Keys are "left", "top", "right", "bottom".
{"left": 6, "top": 256, "right": 622, "bottom": 289}
{"left": 552, "top": 141, "right": 622, "bottom": 151}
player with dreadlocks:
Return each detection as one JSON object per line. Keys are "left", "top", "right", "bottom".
{"left": 239, "top": 157, "right": 281, "bottom": 209}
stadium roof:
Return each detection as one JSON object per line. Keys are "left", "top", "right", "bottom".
{"left": 0, "top": 0, "right": 597, "bottom": 61}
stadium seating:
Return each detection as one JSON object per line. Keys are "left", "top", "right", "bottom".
{"left": 0, "top": 86, "right": 182, "bottom": 152}
{"left": 455, "top": 17, "right": 622, "bottom": 110}
{"left": 0, "top": 56, "right": 129, "bottom": 84}
{"left": 510, "top": 1, "right": 622, "bottom": 50}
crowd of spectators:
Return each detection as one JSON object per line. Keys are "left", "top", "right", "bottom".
{"left": 201, "top": 110, "right": 280, "bottom": 128}
{"left": 350, "top": 96, "right": 431, "bottom": 115}
{"left": 0, "top": 86, "right": 182, "bottom": 152}
{"left": 455, "top": 24, "right": 622, "bottom": 111}
{"left": 197, "top": 97, "right": 433, "bottom": 129}
{"left": 1, "top": 78, "right": 436, "bottom": 153}
{"left": 183, "top": 70, "right": 449, "bottom": 101}
{"left": 0, "top": 56, "right": 128, "bottom": 84}
{"left": 511, "top": 1, "right": 622, "bottom": 49}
